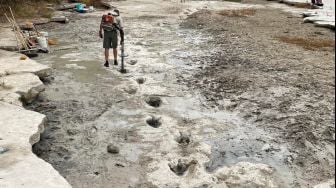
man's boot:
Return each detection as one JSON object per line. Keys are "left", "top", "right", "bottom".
{"left": 114, "top": 60, "right": 118, "bottom": 65}
{"left": 104, "top": 61, "right": 109, "bottom": 67}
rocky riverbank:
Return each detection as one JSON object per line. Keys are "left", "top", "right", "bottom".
{"left": 0, "top": 49, "right": 71, "bottom": 188}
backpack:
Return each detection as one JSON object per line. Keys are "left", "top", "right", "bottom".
{"left": 102, "top": 15, "right": 114, "bottom": 23}
{"left": 101, "top": 15, "right": 116, "bottom": 31}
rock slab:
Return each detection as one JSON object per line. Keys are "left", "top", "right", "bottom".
{"left": 0, "top": 102, "right": 71, "bottom": 188}
{"left": 0, "top": 50, "right": 71, "bottom": 188}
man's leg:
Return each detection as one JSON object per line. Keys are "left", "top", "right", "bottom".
{"left": 103, "top": 31, "right": 113, "bottom": 67}
{"left": 111, "top": 31, "right": 118, "bottom": 65}
{"left": 104, "top": 48, "right": 110, "bottom": 67}
{"left": 113, "top": 48, "right": 118, "bottom": 65}
{"left": 105, "top": 48, "right": 109, "bottom": 61}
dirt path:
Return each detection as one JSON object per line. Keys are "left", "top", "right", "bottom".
{"left": 28, "top": 0, "right": 334, "bottom": 187}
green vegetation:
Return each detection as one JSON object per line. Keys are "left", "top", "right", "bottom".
{"left": 79, "top": 0, "right": 104, "bottom": 6}
{"left": 0, "top": 0, "right": 61, "bottom": 21}
{"left": 0, "top": 0, "right": 105, "bottom": 21}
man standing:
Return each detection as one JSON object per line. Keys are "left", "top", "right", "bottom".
{"left": 99, "top": 9, "right": 124, "bottom": 67}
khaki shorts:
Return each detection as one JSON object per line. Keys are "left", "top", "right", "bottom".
{"left": 103, "top": 30, "right": 118, "bottom": 49}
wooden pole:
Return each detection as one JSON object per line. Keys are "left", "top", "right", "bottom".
{"left": 8, "top": 7, "right": 31, "bottom": 49}
{"left": 4, "top": 13, "right": 22, "bottom": 52}
{"left": 9, "top": 7, "right": 16, "bottom": 21}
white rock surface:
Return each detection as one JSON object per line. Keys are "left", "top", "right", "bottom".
{"left": 314, "top": 179, "right": 336, "bottom": 188}
{"left": 314, "top": 21, "right": 335, "bottom": 28}
{"left": 0, "top": 26, "right": 18, "bottom": 50}
{"left": 65, "top": 63, "right": 87, "bottom": 70}
{"left": 0, "top": 50, "right": 50, "bottom": 78}
{"left": 293, "top": 0, "right": 335, "bottom": 28}
{"left": 0, "top": 102, "right": 71, "bottom": 188}
{"left": 0, "top": 50, "right": 71, "bottom": 188}
{"left": 0, "top": 73, "right": 44, "bottom": 104}
{"left": 0, "top": 91, "right": 21, "bottom": 106}
{"left": 303, "top": 16, "right": 334, "bottom": 23}
{"left": 270, "top": 0, "right": 335, "bottom": 29}
{"left": 215, "top": 162, "right": 280, "bottom": 188}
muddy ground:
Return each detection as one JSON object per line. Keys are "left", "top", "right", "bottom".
{"left": 180, "top": 6, "right": 335, "bottom": 183}
{"left": 182, "top": 4, "right": 335, "bottom": 180}
{"left": 26, "top": 0, "right": 334, "bottom": 187}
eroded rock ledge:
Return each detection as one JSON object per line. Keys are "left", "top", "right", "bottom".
{"left": 0, "top": 50, "right": 71, "bottom": 188}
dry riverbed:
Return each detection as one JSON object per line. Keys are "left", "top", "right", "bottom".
{"left": 21, "top": 0, "right": 335, "bottom": 187}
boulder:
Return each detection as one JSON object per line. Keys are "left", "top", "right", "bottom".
{"left": 107, "top": 144, "right": 120, "bottom": 154}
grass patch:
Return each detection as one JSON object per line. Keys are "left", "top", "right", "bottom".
{"left": 277, "top": 36, "right": 335, "bottom": 50}
{"left": 77, "top": 0, "right": 111, "bottom": 9}
{"left": 0, "top": 0, "right": 61, "bottom": 22}
{"left": 217, "top": 8, "right": 257, "bottom": 17}
{"left": 78, "top": 0, "right": 104, "bottom": 7}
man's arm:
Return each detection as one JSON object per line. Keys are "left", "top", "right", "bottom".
{"left": 120, "top": 28, "right": 124, "bottom": 45}
{"left": 99, "top": 21, "right": 103, "bottom": 38}
{"left": 118, "top": 18, "right": 124, "bottom": 44}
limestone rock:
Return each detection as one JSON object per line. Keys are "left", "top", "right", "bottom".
{"left": 0, "top": 102, "right": 71, "bottom": 188}
{"left": 0, "top": 73, "right": 44, "bottom": 104}
{"left": 168, "top": 159, "right": 198, "bottom": 176}
{"left": 314, "top": 21, "right": 335, "bottom": 29}
{"left": 0, "top": 27, "right": 17, "bottom": 50}
{"left": 0, "top": 50, "right": 50, "bottom": 78}
{"left": 215, "top": 162, "right": 280, "bottom": 188}
{"left": 314, "top": 179, "right": 335, "bottom": 188}
{"left": 107, "top": 144, "right": 120, "bottom": 154}
{"left": 0, "top": 45, "right": 70, "bottom": 188}
{"left": 0, "top": 91, "right": 22, "bottom": 106}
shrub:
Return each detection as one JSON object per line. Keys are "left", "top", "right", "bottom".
{"left": 0, "top": 0, "right": 61, "bottom": 21}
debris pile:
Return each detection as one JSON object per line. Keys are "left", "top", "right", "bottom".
{"left": 57, "top": 0, "right": 114, "bottom": 14}
{"left": 3, "top": 7, "right": 54, "bottom": 57}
